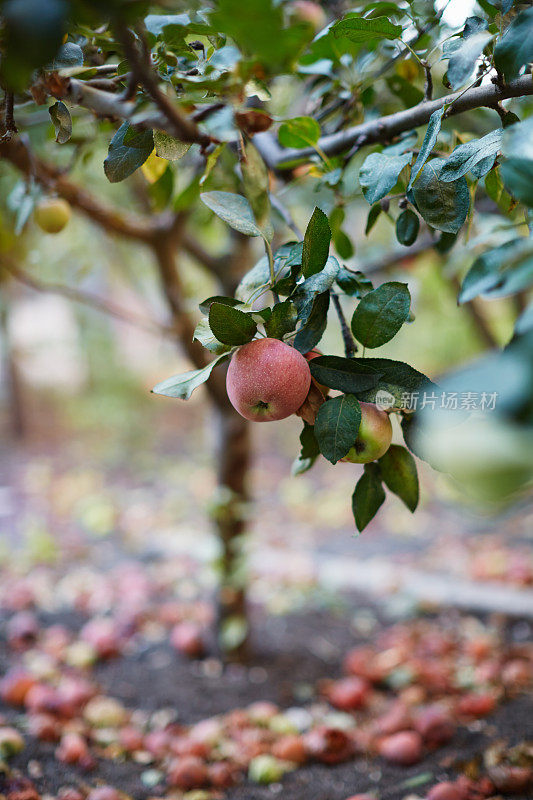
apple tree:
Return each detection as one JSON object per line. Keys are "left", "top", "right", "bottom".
{"left": 1, "top": 0, "right": 532, "bottom": 658}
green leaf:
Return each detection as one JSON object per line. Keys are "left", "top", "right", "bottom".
{"left": 501, "top": 159, "right": 533, "bottom": 207}
{"left": 315, "top": 394, "right": 362, "bottom": 464}
{"left": 292, "top": 422, "right": 320, "bottom": 475}
{"left": 278, "top": 116, "right": 320, "bottom": 149}
{"left": 354, "top": 358, "right": 436, "bottom": 408}
{"left": 443, "top": 31, "right": 492, "bottom": 90}
{"left": 153, "top": 130, "right": 191, "bottom": 160}
{"left": 460, "top": 237, "right": 533, "bottom": 302}
{"left": 359, "top": 152, "right": 412, "bottom": 205}
{"left": 302, "top": 207, "right": 331, "bottom": 278}
{"left": 332, "top": 15, "right": 402, "bottom": 43}
{"left": 201, "top": 191, "right": 262, "bottom": 236}
{"left": 52, "top": 42, "right": 83, "bottom": 69}
{"left": 199, "top": 296, "right": 241, "bottom": 314}
{"left": 396, "top": 209, "right": 420, "bottom": 246}
{"left": 351, "top": 281, "right": 411, "bottom": 348}
{"left": 408, "top": 108, "right": 444, "bottom": 190}
{"left": 242, "top": 141, "right": 271, "bottom": 232}
{"left": 200, "top": 143, "right": 226, "bottom": 187}
{"left": 412, "top": 159, "right": 469, "bottom": 233}
{"left": 264, "top": 300, "right": 298, "bottom": 340}
{"left": 336, "top": 268, "right": 374, "bottom": 298}
{"left": 208, "top": 302, "right": 258, "bottom": 345}
{"left": 386, "top": 75, "right": 424, "bottom": 109}
{"left": 352, "top": 463, "right": 386, "bottom": 533}
{"left": 440, "top": 129, "right": 503, "bottom": 182}
{"left": 104, "top": 123, "right": 154, "bottom": 183}
{"left": 49, "top": 101, "right": 72, "bottom": 144}
{"left": 293, "top": 291, "right": 330, "bottom": 353}
{"left": 365, "top": 203, "right": 382, "bottom": 235}
{"left": 291, "top": 256, "right": 340, "bottom": 323}
{"left": 379, "top": 444, "right": 419, "bottom": 512}
{"left": 152, "top": 352, "right": 230, "bottom": 400}
{"left": 494, "top": 6, "right": 533, "bottom": 81}
{"left": 502, "top": 116, "right": 533, "bottom": 161}
{"left": 193, "top": 318, "right": 231, "bottom": 354}
{"left": 309, "top": 356, "right": 381, "bottom": 393}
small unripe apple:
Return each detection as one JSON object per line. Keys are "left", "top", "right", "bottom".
{"left": 342, "top": 402, "right": 393, "bottom": 463}
{"left": 226, "top": 338, "right": 311, "bottom": 422}
{"left": 34, "top": 197, "right": 71, "bottom": 234}
{"left": 288, "top": 1, "right": 327, "bottom": 31}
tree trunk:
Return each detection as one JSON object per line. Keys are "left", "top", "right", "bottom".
{"left": 152, "top": 227, "right": 253, "bottom": 661}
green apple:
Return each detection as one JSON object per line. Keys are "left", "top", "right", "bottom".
{"left": 342, "top": 402, "right": 393, "bottom": 463}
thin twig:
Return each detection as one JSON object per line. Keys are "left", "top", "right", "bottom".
{"left": 422, "top": 61, "right": 433, "bottom": 101}
{"left": 1, "top": 90, "right": 18, "bottom": 141}
{"left": 331, "top": 290, "right": 357, "bottom": 357}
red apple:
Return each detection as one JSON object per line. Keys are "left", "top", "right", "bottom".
{"left": 342, "top": 402, "right": 392, "bottom": 463}
{"left": 226, "top": 338, "right": 311, "bottom": 421}
{"left": 377, "top": 731, "right": 423, "bottom": 765}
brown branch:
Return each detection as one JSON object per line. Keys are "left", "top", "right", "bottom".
{"left": 423, "top": 61, "right": 433, "bottom": 101}
{"left": 256, "top": 75, "right": 533, "bottom": 169}
{"left": 331, "top": 290, "right": 357, "bottom": 357}
{"left": 1, "top": 91, "right": 18, "bottom": 139}
{"left": 2, "top": 256, "right": 171, "bottom": 337}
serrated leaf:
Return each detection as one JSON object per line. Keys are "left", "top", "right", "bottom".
{"left": 154, "top": 130, "right": 191, "bottom": 160}
{"left": 408, "top": 108, "right": 444, "bottom": 190}
{"left": 440, "top": 129, "right": 503, "bottom": 182}
{"left": 444, "top": 31, "right": 492, "bottom": 90}
{"left": 332, "top": 15, "right": 402, "bottom": 43}
{"left": 193, "top": 318, "right": 231, "bottom": 354}
{"left": 352, "top": 463, "right": 386, "bottom": 533}
{"left": 199, "top": 296, "right": 241, "bottom": 314}
{"left": 201, "top": 191, "right": 262, "bottom": 236}
{"left": 302, "top": 207, "right": 331, "bottom": 278}
{"left": 379, "top": 444, "right": 419, "bottom": 512}
{"left": 49, "top": 101, "right": 72, "bottom": 144}
{"left": 152, "top": 352, "right": 230, "bottom": 400}
{"left": 315, "top": 394, "right": 362, "bottom": 464}
{"left": 209, "top": 302, "right": 257, "bottom": 345}
{"left": 360, "top": 152, "right": 412, "bottom": 204}
{"left": 351, "top": 281, "right": 411, "bottom": 348}
{"left": 309, "top": 356, "right": 381, "bottom": 393}
{"left": 264, "top": 300, "right": 298, "bottom": 340}
{"left": 354, "top": 358, "right": 436, "bottom": 408}
{"left": 104, "top": 123, "right": 154, "bottom": 183}
{"left": 412, "top": 158, "right": 469, "bottom": 233}
{"left": 336, "top": 268, "right": 374, "bottom": 298}
{"left": 278, "top": 116, "right": 320, "bottom": 148}
{"left": 494, "top": 6, "right": 533, "bottom": 81}
{"left": 396, "top": 209, "right": 420, "bottom": 246}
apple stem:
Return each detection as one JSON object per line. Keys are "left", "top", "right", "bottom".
{"left": 331, "top": 290, "right": 357, "bottom": 358}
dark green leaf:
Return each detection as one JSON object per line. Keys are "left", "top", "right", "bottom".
{"left": 412, "top": 159, "right": 469, "bottom": 233}
{"left": 333, "top": 229, "right": 354, "bottom": 259}
{"left": 396, "top": 209, "right": 420, "bottom": 246}
{"left": 494, "top": 6, "right": 533, "bottom": 81}
{"left": 291, "top": 256, "right": 340, "bottom": 323}
{"left": 365, "top": 203, "right": 382, "bottom": 235}
{"left": 264, "top": 300, "right": 298, "bottom": 339}
{"left": 440, "top": 129, "right": 503, "bottom": 182}
{"left": 201, "top": 191, "right": 262, "bottom": 236}
{"left": 293, "top": 291, "right": 330, "bottom": 353}
{"left": 408, "top": 108, "right": 444, "bottom": 190}
{"left": 209, "top": 302, "right": 257, "bottom": 345}
{"left": 443, "top": 31, "right": 492, "bottom": 90}
{"left": 52, "top": 42, "right": 83, "bottom": 69}
{"left": 336, "top": 268, "right": 374, "bottom": 298}
{"left": 351, "top": 281, "right": 411, "bottom": 348}
{"left": 315, "top": 394, "right": 362, "bottom": 464}
{"left": 152, "top": 353, "right": 230, "bottom": 400}
{"left": 49, "top": 101, "right": 72, "bottom": 144}
{"left": 302, "top": 207, "right": 331, "bottom": 278}
{"left": 354, "top": 358, "right": 436, "bottom": 408}
{"left": 104, "top": 123, "right": 154, "bottom": 183}
{"left": 199, "top": 296, "right": 241, "bottom": 314}
{"left": 352, "top": 463, "right": 386, "bottom": 532}
{"left": 359, "top": 152, "right": 412, "bottom": 204}
{"left": 379, "top": 444, "right": 419, "bottom": 511}
{"left": 292, "top": 422, "right": 320, "bottom": 475}
{"left": 309, "top": 355, "right": 381, "bottom": 393}
{"left": 278, "top": 116, "right": 320, "bottom": 148}
{"left": 332, "top": 15, "right": 402, "bottom": 43}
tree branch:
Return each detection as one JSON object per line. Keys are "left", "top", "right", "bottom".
{"left": 256, "top": 75, "right": 533, "bottom": 169}
{"left": 1, "top": 256, "right": 171, "bottom": 337}
{"left": 331, "top": 290, "right": 357, "bottom": 357}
